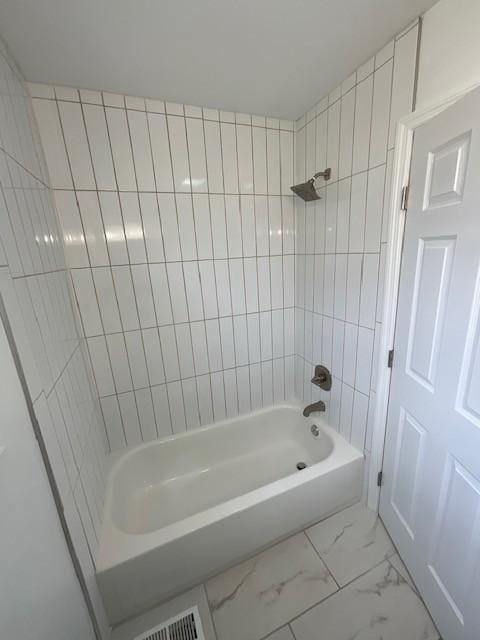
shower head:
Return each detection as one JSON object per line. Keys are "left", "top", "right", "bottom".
{"left": 290, "top": 168, "right": 331, "bottom": 201}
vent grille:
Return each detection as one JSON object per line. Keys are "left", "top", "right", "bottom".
{"left": 134, "top": 606, "right": 205, "bottom": 640}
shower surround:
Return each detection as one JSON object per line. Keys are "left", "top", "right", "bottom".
{"left": 31, "top": 86, "right": 296, "bottom": 452}
{"left": 293, "top": 20, "right": 420, "bottom": 491}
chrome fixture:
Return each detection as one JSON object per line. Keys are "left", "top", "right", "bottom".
{"left": 290, "top": 168, "right": 331, "bottom": 201}
{"left": 310, "top": 424, "right": 320, "bottom": 437}
{"left": 303, "top": 400, "right": 326, "bottom": 417}
{"left": 311, "top": 364, "right": 332, "bottom": 391}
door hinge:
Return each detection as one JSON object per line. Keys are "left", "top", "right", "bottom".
{"left": 387, "top": 349, "right": 394, "bottom": 368}
{"left": 377, "top": 470, "right": 383, "bottom": 487}
{"left": 401, "top": 185, "right": 409, "bottom": 211}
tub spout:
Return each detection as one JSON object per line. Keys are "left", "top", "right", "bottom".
{"left": 303, "top": 400, "right": 326, "bottom": 417}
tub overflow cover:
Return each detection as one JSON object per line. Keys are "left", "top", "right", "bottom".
{"left": 296, "top": 461, "right": 307, "bottom": 471}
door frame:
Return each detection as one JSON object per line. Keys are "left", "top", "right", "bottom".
{"left": 367, "top": 80, "right": 480, "bottom": 510}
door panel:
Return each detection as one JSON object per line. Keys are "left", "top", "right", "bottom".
{"left": 380, "top": 87, "right": 480, "bottom": 640}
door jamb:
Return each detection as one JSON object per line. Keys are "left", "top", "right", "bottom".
{"left": 367, "top": 81, "right": 480, "bottom": 511}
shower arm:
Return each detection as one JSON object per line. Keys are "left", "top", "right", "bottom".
{"left": 312, "top": 168, "right": 331, "bottom": 182}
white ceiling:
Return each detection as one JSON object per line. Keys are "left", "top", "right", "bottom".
{"left": 0, "top": 0, "right": 437, "bottom": 119}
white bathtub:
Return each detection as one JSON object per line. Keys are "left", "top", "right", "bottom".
{"left": 96, "top": 403, "right": 364, "bottom": 624}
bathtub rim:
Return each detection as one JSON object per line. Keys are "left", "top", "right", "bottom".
{"left": 97, "top": 401, "right": 364, "bottom": 572}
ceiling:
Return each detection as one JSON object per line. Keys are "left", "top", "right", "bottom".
{"left": 0, "top": 0, "right": 437, "bottom": 119}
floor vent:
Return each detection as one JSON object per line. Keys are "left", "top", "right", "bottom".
{"left": 134, "top": 606, "right": 205, "bottom": 640}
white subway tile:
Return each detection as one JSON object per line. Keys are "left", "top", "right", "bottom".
{"left": 175, "top": 323, "right": 195, "bottom": 378}
{"left": 147, "top": 112, "right": 174, "bottom": 191}
{"left": 106, "top": 333, "right": 132, "bottom": 393}
{"left": 338, "top": 88, "right": 355, "bottom": 179}
{"left": 247, "top": 313, "right": 261, "bottom": 363}
{"left": 131, "top": 264, "right": 156, "bottom": 328}
{"left": 183, "top": 261, "right": 204, "bottom": 321}
{"left": 233, "top": 315, "right": 249, "bottom": 366}
{"left": 266, "top": 129, "right": 280, "bottom": 194}
{"left": 249, "top": 363, "right": 262, "bottom": 410}
{"left": 197, "top": 374, "right": 213, "bottom": 425}
{"left": 118, "top": 392, "right": 142, "bottom": 446}
{"left": 119, "top": 192, "right": 147, "bottom": 263}
{"left": 236, "top": 124, "right": 253, "bottom": 194}
{"left": 359, "top": 253, "right": 379, "bottom": 328}
{"left": 112, "top": 265, "right": 139, "bottom": 330}
{"left": 326, "top": 101, "right": 340, "bottom": 182}
{"left": 176, "top": 193, "right": 197, "bottom": 260}
{"left": 159, "top": 325, "right": 180, "bottom": 381}
{"left": 370, "top": 60, "right": 393, "bottom": 168}
{"left": 142, "top": 328, "right": 165, "bottom": 385}
{"left": 349, "top": 171, "right": 368, "bottom": 253}
{"left": 333, "top": 254, "right": 348, "bottom": 320}
{"left": 71, "top": 269, "right": 102, "bottom": 336}
{"left": 219, "top": 316, "right": 235, "bottom": 369}
{"left": 151, "top": 384, "right": 172, "bottom": 437}
{"left": 209, "top": 194, "right": 228, "bottom": 259}
{"left": 124, "top": 330, "right": 149, "bottom": 389}
{"left": 257, "top": 257, "right": 271, "bottom": 312}
{"left": 220, "top": 122, "right": 238, "bottom": 193}
{"left": 204, "top": 120, "right": 224, "bottom": 193}
{"left": 192, "top": 194, "right": 213, "bottom": 259}
{"left": 105, "top": 107, "right": 137, "bottom": 190}
{"left": 167, "top": 115, "right": 190, "bottom": 192}
{"left": 260, "top": 311, "right": 272, "bottom": 361}
{"left": 205, "top": 319, "right": 223, "bottom": 371}
{"left": 240, "top": 195, "right": 256, "bottom": 257}
{"left": 77, "top": 191, "right": 109, "bottom": 266}
{"left": 223, "top": 369, "right": 238, "bottom": 417}
{"left": 225, "top": 194, "right": 242, "bottom": 257}
{"left": 186, "top": 117, "right": 208, "bottom": 193}
{"left": 211, "top": 371, "right": 226, "bottom": 420}
{"left": 83, "top": 104, "right": 116, "bottom": 190}
{"left": 88, "top": 336, "right": 115, "bottom": 396}
{"left": 261, "top": 360, "right": 273, "bottom": 406}
{"left": 199, "top": 260, "right": 218, "bottom": 319}
{"left": 54, "top": 190, "right": 89, "bottom": 267}
{"left": 364, "top": 164, "right": 386, "bottom": 253}
{"left": 135, "top": 388, "right": 157, "bottom": 441}
{"left": 254, "top": 195, "right": 269, "bottom": 256}
{"left": 167, "top": 381, "right": 186, "bottom": 433}
{"left": 343, "top": 323, "right": 358, "bottom": 388}
{"left": 214, "top": 260, "right": 232, "bottom": 316}
{"left": 352, "top": 75, "right": 373, "bottom": 175}
{"left": 280, "top": 130, "right": 294, "bottom": 196}
{"left": 149, "top": 263, "right": 173, "bottom": 325}
{"left": 253, "top": 127, "right": 267, "bottom": 194}
{"left": 166, "top": 262, "right": 189, "bottom": 322}
{"left": 92, "top": 267, "right": 121, "bottom": 333}
{"left": 355, "top": 326, "right": 375, "bottom": 394}
{"left": 345, "top": 253, "right": 362, "bottom": 324}
{"left": 236, "top": 365, "right": 251, "bottom": 414}
{"left": 191, "top": 321, "right": 209, "bottom": 375}
{"left": 127, "top": 109, "right": 155, "bottom": 191}
{"left": 58, "top": 100, "right": 95, "bottom": 189}
{"left": 229, "top": 258, "right": 246, "bottom": 315}
{"left": 339, "top": 383, "right": 354, "bottom": 441}
{"left": 98, "top": 191, "right": 128, "bottom": 264}
{"left": 100, "top": 396, "right": 126, "bottom": 451}
{"left": 158, "top": 193, "right": 181, "bottom": 261}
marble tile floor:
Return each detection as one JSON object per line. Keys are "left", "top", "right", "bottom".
{"left": 112, "top": 502, "right": 439, "bottom": 640}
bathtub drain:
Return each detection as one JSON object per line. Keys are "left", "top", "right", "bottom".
{"left": 296, "top": 461, "right": 307, "bottom": 471}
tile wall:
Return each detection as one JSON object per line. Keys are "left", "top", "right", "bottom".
{"left": 0, "top": 40, "right": 110, "bottom": 636}
{"left": 30, "top": 84, "right": 296, "bottom": 451}
{"left": 293, "top": 20, "right": 420, "bottom": 494}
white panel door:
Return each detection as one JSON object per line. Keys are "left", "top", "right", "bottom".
{"left": 380, "top": 88, "right": 480, "bottom": 640}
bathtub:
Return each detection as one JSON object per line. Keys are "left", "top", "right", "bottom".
{"left": 96, "top": 402, "right": 364, "bottom": 624}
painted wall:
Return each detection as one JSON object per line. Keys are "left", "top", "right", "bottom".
{"left": 31, "top": 85, "right": 296, "bottom": 451}
{"left": 416, "top": 0, "right": 480, "bottom": 108}
{"left": 0, "top": 39, "right": 109, "bottom": 636}
{"left": 293, "top": 21, "right": 419, "bottom": 497}
{"left": 0, "top": 295, "right": 96, "bottom": 640}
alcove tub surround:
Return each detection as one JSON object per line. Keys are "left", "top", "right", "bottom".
{"left": 293, "top": 19, "right": 420, "bottom": 499}
{"left": 31, "top": 84, "right": 296, "bottom": 453}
